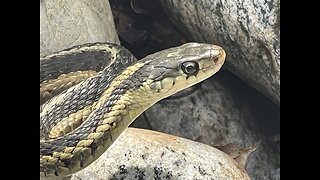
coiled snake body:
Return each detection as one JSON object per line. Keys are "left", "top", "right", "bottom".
{"left": 40, "top": 42, "right": 226, "bottom": 179}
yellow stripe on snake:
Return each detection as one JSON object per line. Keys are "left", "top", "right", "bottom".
{"left": 40, "top": 42, "right": 226, "bottom": 179}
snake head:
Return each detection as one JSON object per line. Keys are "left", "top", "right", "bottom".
{"left": 139, "top": 42, "right": 226, "bottom": 96}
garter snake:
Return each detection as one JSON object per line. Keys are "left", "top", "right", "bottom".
{"left": 40, "top": 42, "right": 226, "bottom": 179}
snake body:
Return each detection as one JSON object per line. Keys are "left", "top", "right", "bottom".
{"left": 40, "top": 42, "right": 226, "bottom": 179}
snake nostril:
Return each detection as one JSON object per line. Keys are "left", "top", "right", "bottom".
{"left": 213, "top": 56, "right": 219, "bottom": 63}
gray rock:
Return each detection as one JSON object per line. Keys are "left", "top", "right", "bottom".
{"left": 137, "top": 75, "right": 279, "bottom": 180}
{"left": 70, "top": 128, "right": 250, "bottom": 180}
{"left": 159, "top": 0, "right": 280, "bottom": 105}
{"left": 40, "top": 0, "right": 120, "bottom": 56}
{"left": 270, "top": 168, "right": 280, "bottom": 180}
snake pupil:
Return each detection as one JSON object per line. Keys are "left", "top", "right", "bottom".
{"left": 181, "top": 61, "right": 199, "bottom": 76}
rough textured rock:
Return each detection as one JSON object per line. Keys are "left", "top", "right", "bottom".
{"left": 40, "top": 0, "right": 120, "bottom": 57}
{"left": 40, "top": 1, "right": 278, "bottom": 179}
{"left": 137, "top": 73, "right": 279, "bottom": 180}
{"left": 159, "top": 0, "right": 280, "bottom": 105}
{"left": 70, "top": 128, "right": 250, "bottom": 180}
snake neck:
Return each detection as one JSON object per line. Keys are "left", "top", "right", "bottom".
{"left": 40, "top": 83, "right": 162, "bottom": 178}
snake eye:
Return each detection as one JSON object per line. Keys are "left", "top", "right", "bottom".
{"left": 181, "top": 61, "right": 199, "bottom": 76}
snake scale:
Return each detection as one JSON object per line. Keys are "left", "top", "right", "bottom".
{"left": 40, "top": 42, "right": 226, "bottom": 179}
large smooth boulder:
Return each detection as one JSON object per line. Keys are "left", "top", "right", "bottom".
{"left": 40, "top": 0, "right": 120, "bottom": 57}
